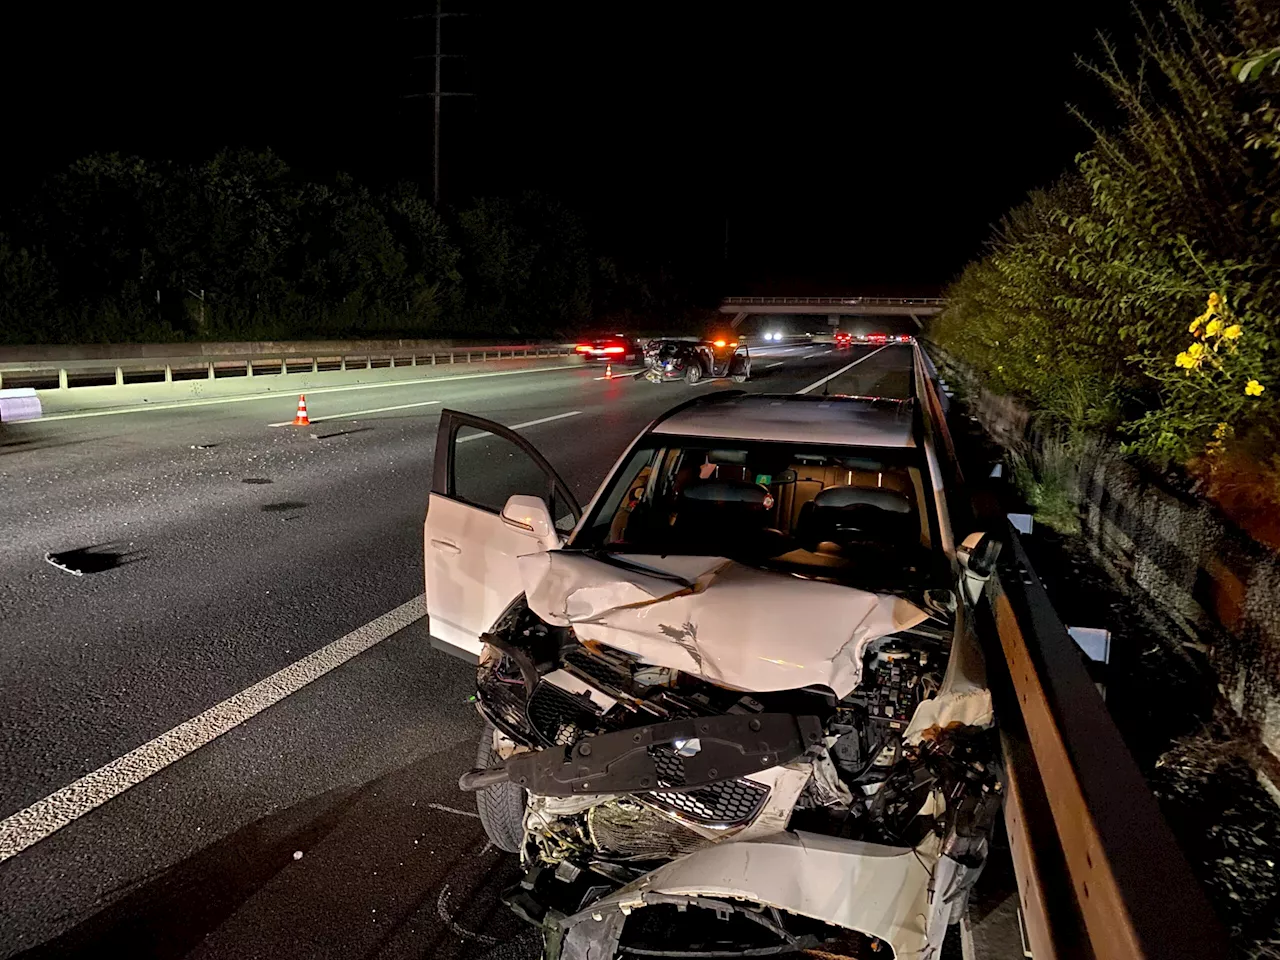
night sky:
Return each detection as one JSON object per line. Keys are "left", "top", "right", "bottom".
{"left": 2, "top": 1, "right": 1149, "bottom": 295}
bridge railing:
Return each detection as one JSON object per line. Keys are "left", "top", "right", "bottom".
{"left": 722, "top": 296, "right": 947, "bottom": 306}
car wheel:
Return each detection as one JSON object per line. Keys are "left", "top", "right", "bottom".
{"left": 685, "top": 363, "right": 703, "bottom": 385}
{"left": 732, "top": 363, "right": 750, "bottom": 383}
{"left": 473, "top": 721, "right": 526, "bottom": 853}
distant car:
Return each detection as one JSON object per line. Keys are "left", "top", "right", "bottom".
{"left": 762, "top": 330, "right": 786, "bottom": 342}
{"left": 834, "top": 331, "right": 852, "bottom": 348}
{"left": 643, "top": 337, "right": 750, "bottom": 385}
{"left": 897, "top": 334, "right": 914, "bottom": 344}
{"left": 868, "top": 332, "right": 889, "bottom": 344}
{"left": 575, "top": 334, "right": 644, "bottom": 364}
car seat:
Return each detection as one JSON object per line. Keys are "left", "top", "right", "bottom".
{"left": 795, "top": 485, "right": 917, "bottom": 553}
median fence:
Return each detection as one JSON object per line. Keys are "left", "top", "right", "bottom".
{"left": 0, "top": 339, "right": 582, "bottom": 417}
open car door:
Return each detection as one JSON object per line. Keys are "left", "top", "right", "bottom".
{"left": 424, "top": 409, "right": 581, "bottom": 662}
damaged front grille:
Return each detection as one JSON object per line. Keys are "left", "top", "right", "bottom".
{"left": 648, "top": 744, "right": 686, "bottom": 787}
{"left": 646, "top": 777, "right": 771, "bottom": 827}
{"left": 527, "top": 681, "right": 598, "bottom": 746}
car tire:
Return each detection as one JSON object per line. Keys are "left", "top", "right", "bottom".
{"left": 474, "top": 721, "right": 526, "bottom": 853}
{"left": 732, "top": 363, "right": 750, "bottom": 383}
{"left": 685, "top": 363, "right": 703, "bottom": 385}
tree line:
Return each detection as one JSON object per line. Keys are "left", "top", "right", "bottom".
{"left": 0, "top": 150, "right": 702, "bottom": 345}
{"left": 934, "top": 0, "right": 1279, "bottom": 518}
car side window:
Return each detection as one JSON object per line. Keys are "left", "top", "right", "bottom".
{"left": 453, "top": 429, "right": 557, "bottom": 514}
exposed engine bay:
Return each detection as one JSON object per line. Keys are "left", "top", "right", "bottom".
{"left": 460, "top": 580, "right": 1003, "bottom": 960}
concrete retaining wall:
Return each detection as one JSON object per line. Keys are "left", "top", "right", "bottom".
{"left": 935, "top": 349, "right": 1280, "bottom": 783}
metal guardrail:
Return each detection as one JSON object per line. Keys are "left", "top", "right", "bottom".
{"left": 0, "top": 343, "right": 575, "bottom": 391}
{"left": 723, "top": 296, "right": 946, "bottom": 306}
{"left": 913, "top": 347, "right": 1228, "bottom": 959}
{"left": 987, "top": 531, "right": 1228, "bottom": 959}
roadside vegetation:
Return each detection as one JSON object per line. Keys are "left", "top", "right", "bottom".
{"left": 934, "top": 0, "right": 1280, "bottom": 545}
{"left": 0, "top": 151, "right": 705, "bottom": 346}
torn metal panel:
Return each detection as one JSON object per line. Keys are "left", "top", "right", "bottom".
{"left": 520, "top": 551, "right": 927, "bottom": 697}
{"left": 904, "top": 615, "right": 994, "bottom": 744}
{"left": 559, "top": 831, "right": 939, "bottom": 960}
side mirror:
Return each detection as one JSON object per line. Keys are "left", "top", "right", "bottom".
{"left": 958, "top": 531, "right": 1002, "bottom": 579}
{"left": 501, "top": 495, "right": 555, "bottom": 542}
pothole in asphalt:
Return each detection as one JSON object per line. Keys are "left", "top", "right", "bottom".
{"left": 44, "top": 544, "right": 145, "bottom": 576}
{"left": 261, "top": 501, "right": 308, "bottom": 513}
{"left": 241, "top": 477, "right": 273, "bottom": 484}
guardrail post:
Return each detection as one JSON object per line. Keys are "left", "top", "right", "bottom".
{"left": 389, "top": 356, "right": 396, "bottom": 369}
{"left": 311, "top": 358, "right": 318, "bottom": 374}
{"left": 280, "top": 359, "right": 287, "bottom": 375}
{"left": 411, "top": 355, "right": 417, "bottom": 367}
{"left": 246, "top": 361, "right": 254, "bottom": 378}
{"left": 115, "top": 366, "right": 124, "bottom": 386}
{"left": 340, "top": 356, "right": 347, "bottom": 372}
{"left": 164, "top": 364, "right": 173, "bottom": 383}
{"left": 365, "top": 356, "right": 372, "bottom": 370}
{"left": 466, "top": 351, "right": 472, "bottom": 363}
{"left": 0, "top": 372, "right": 4, "bottom": 389}
{"left": 432, "top": 353, "right": 437, "bottom": 366}
{"left": 59, "top": 368, "right": 68, "bottom": 390}
{"left": 208, "top": 362, "right": 216, "bottom": 380}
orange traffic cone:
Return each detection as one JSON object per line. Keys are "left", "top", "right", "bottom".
{"left": 605, "top": 362, "right": 613, "bottom": 379}
{"left": 292, "top": 395, "right": 310, "bottom": 426}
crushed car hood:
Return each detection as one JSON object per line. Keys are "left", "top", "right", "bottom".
{"left": 519, "top": 551, "right": 928, "bottom": 698}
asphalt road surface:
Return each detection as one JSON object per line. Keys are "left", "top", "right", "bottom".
{"left": 0, "top": 342, "right": 915, "bottom": 960}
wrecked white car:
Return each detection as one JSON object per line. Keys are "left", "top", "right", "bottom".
{"left": 425, "top": 392, "right": 1004, "bottom": 959}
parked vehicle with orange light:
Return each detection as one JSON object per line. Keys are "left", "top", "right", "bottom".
{"left": 643, "top": 337, "right": 750, "bottom": 385}
{"left": 574, "top": 334, "right": 644, "bottom": 364}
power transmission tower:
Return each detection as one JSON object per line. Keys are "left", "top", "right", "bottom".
{"left": 403, "top": 1, "right": 473, "bottom": 207}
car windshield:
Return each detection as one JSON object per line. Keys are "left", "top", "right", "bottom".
{"left": 570, "top": 437, "right": 946, "bottom": 590}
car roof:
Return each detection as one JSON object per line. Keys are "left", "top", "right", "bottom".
{"left": 650, "top": 394, "right": 917, "bottom": 448}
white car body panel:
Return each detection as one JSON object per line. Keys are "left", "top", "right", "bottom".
{"left": 519, "top": 550, "right": 927, "bottom": 698}
{"left": 424, "top": 492, "right": 547, "bottom": 659}
{"left": 560, "top": 831, "right": 947, "bottom": 960}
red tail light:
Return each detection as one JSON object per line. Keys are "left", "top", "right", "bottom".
{"left": 603, "top": 346, "right": 625, "bottom": 354}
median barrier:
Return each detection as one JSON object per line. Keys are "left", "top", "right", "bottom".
{"left": 0, "top": 342, "right": 583, "bottom": 416}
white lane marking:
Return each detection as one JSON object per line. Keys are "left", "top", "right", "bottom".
{"left": 457, "top": 410, "right": 582, "bottom": 443}
{"left": 267, "top": 400, "right": 440, "bottom": 427}
{"left": 796, "top": 344, "right": 891, "bottom": 395}
{"left": 31, "top": 364, "right": 581, "bottom": 423}
{"left": 426, "top": 802, "right": 481, "bottom": 820}
{"left": 803, "top": 352, "right": 821, "bottom": 359}
{"left": 766, "top": 361, "right": 785, "bottom": 368}
{"left": 0, "top": 595, "right": 426, "bottom": 864}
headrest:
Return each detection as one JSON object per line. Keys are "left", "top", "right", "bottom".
{"left": 811, "top": 485, "right": 912, "bottom": 514}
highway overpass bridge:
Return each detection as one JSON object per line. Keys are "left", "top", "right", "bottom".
{"left": 720, "top": 295, "right": 945, "bottom": 329}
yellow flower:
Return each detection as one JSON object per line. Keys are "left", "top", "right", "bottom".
{"left": 1213, "top": 422, "right": 1231, "bottom": 440}
{"left": 1187, "top": 341, "right": 1206, "bottom": 359}
{"left": 1208, "top": 291, "right": 1223, "bottom": 309}
{"left": 1246, "top": 379, "right": 1265, "bottom": 397}
{"left": 1175, "top": 351, "right": 1195, "bottom": 369}
{"left": 1190, "top": 316, "right": 1204, "bottom": 334}
{"left": 1223, "top": 324, "right": 1242, "bottom": 340}
{"left": 1206, "top": 319, "right": 1223, "bottom": 337}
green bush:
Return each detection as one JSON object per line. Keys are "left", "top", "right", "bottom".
{"left": 935, "top": 0, "right": 1279, "bottom": 466}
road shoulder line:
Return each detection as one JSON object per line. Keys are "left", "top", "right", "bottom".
{"left": 0, "top": 595, "right": 427, "bottom": 863}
